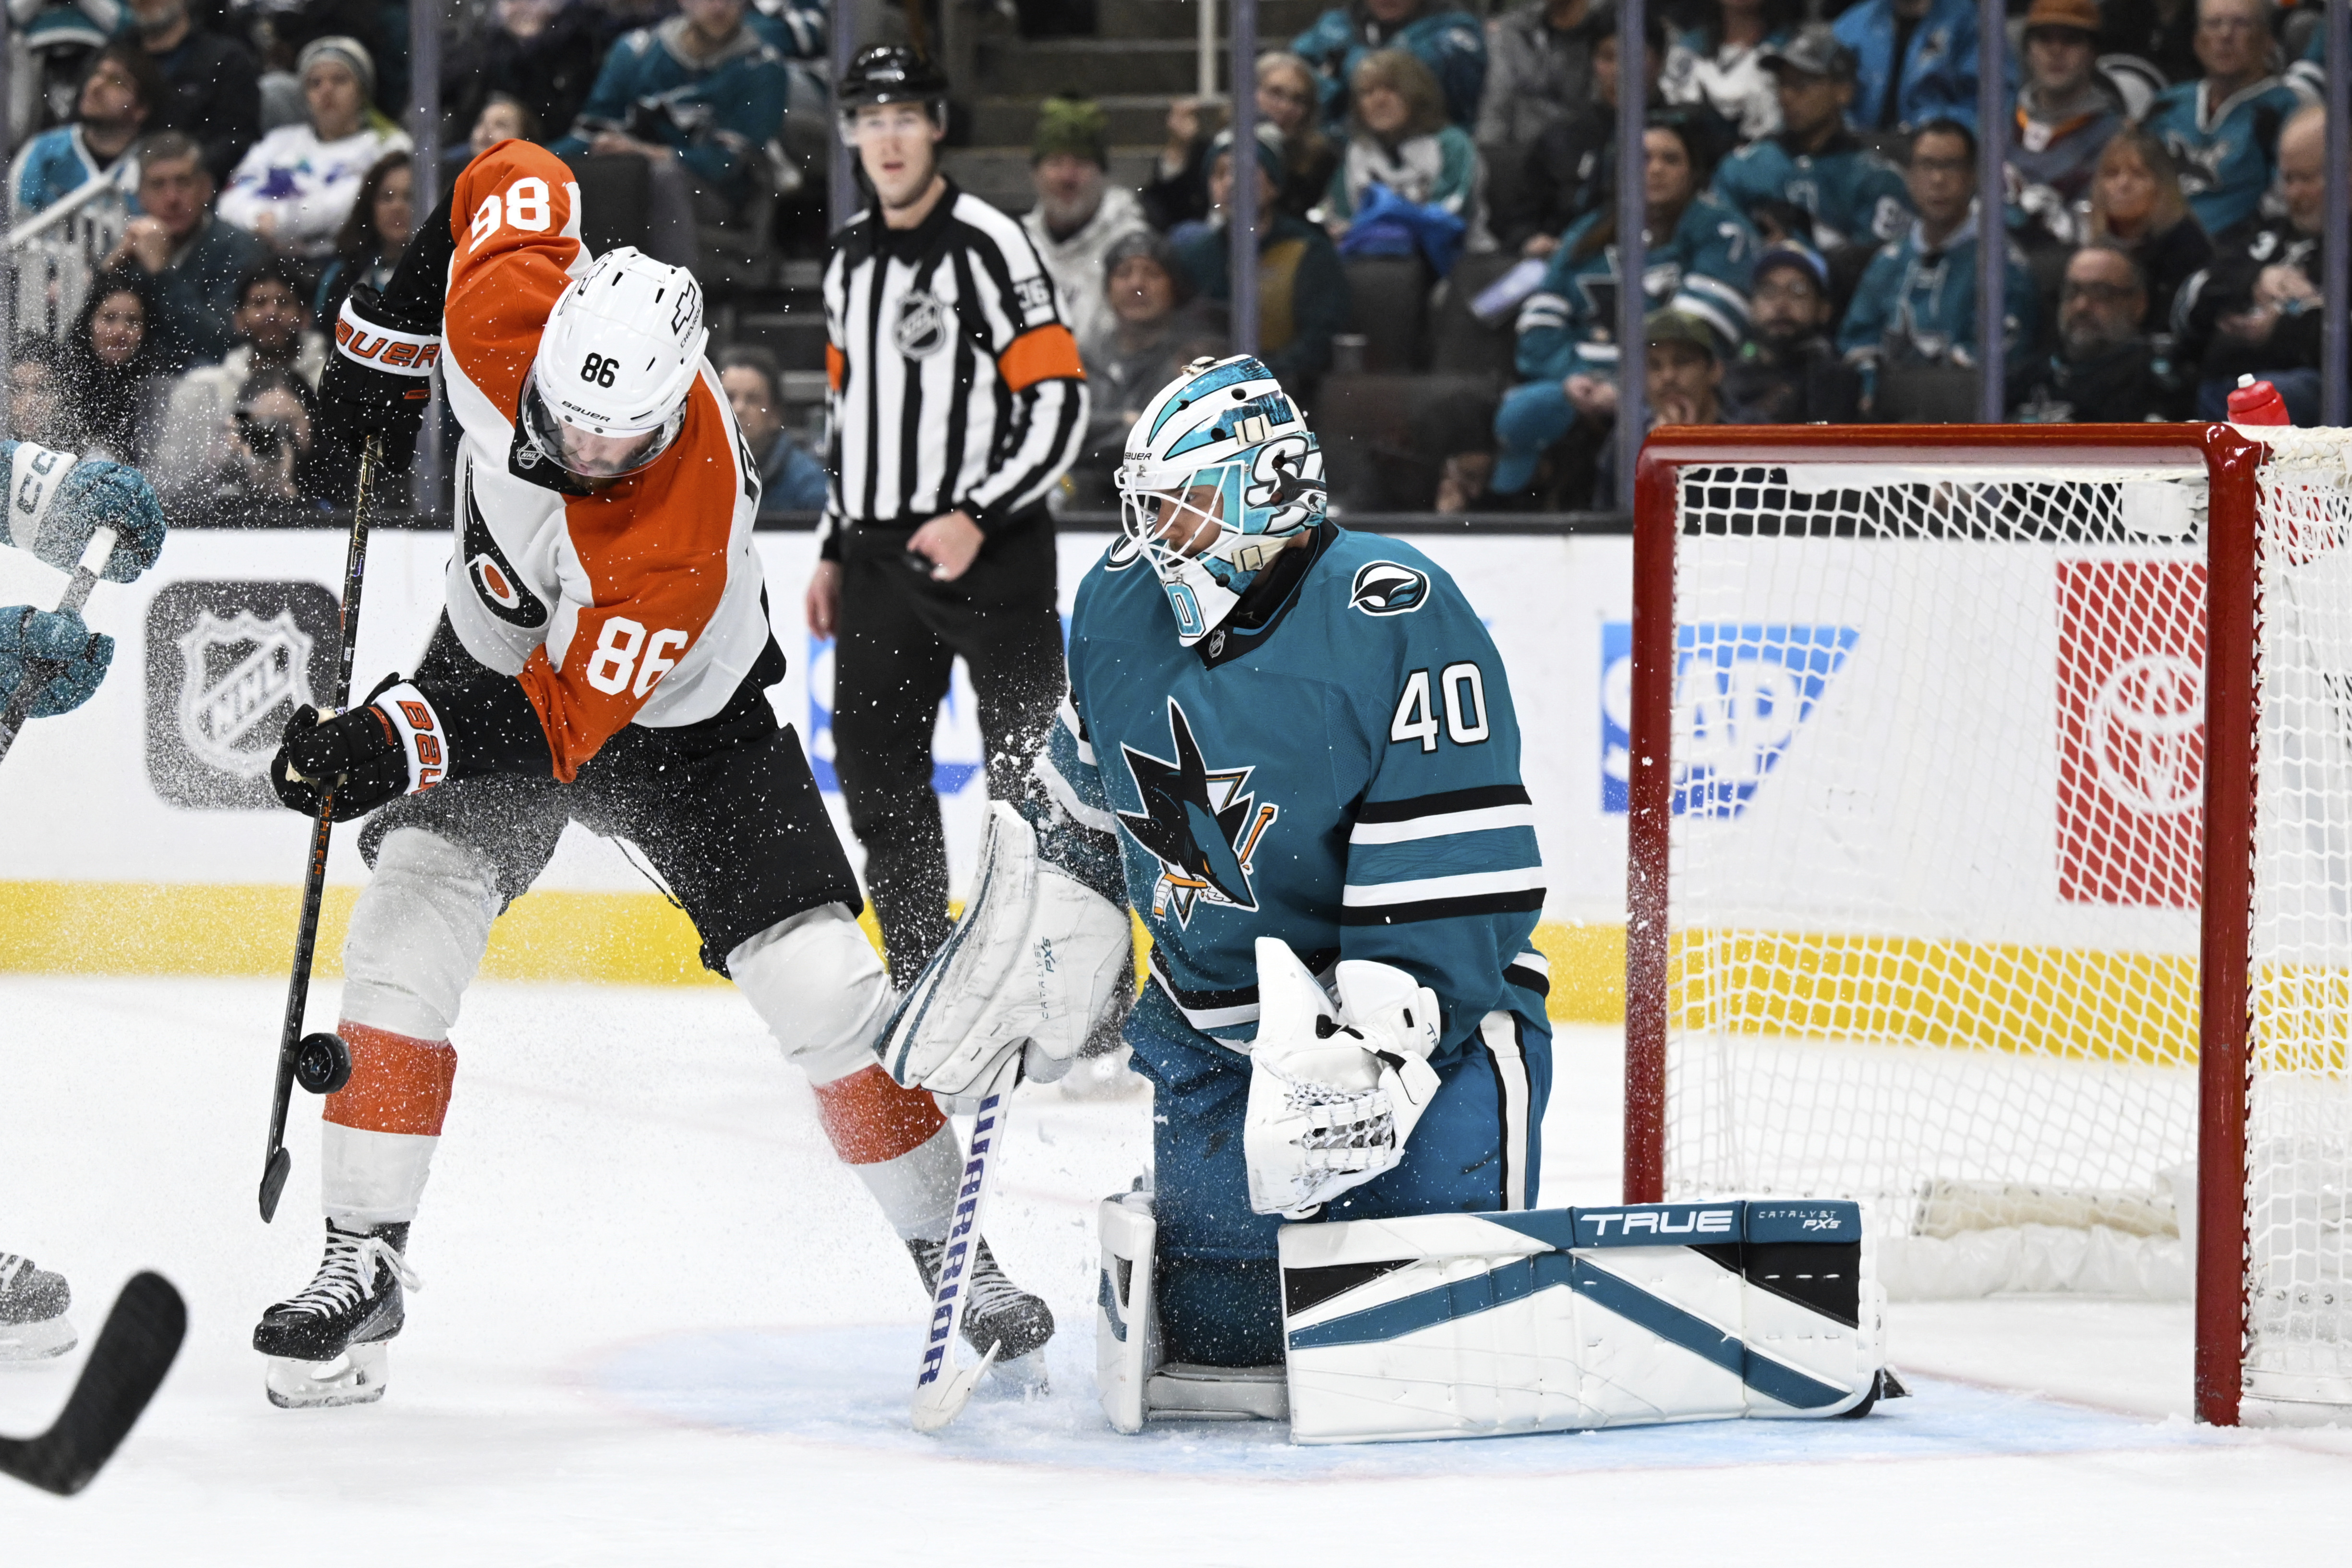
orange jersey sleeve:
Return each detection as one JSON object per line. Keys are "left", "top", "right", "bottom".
{"left": 513, "top": 374, "right": 753, "bottom": 781}
{"left": 444, "top": 140, "right": 587, "bottom": 417}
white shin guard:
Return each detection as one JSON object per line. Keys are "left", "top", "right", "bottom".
{"left": 1095, "top": 1192, "right": 1288, "bottom": 1433}
{"left": 728, "top": 903, "right": 893, "bottom": 1084}
{"left": 339, "top": 827, "right": 500, "bottom": 1040}
{"left": 1278, "top": 1201, "right": 1887, "bottom": 1444}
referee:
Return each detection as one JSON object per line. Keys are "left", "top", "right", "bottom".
{"left": 809, "top": 45, "right": 1088, "bottom": 977}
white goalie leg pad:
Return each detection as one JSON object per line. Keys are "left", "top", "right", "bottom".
{"left": 882, "top": 801, "right": 1132, "bottom": 1097}
{"left": 1095, "top": 1191, "right": 1290, "bottom": 1432}
{"left": 1244, "top": 939, "right": 1441, "bottom": 1219}
{"left": 1278, "top": 1200, "right": 1883, "bottom": 1444}
{"left": 728, "top": 902, "right": 894, "bottom": 1084}
{"left": 339, "top": 827, "right": 500, "bottom": 1040}
{"left": 1096, "top": 1191, "right": 1162, "bottom": 1434}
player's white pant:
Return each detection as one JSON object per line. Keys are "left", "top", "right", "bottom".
{"left": 323, "top": 826, "right": 962, "bottom": 1240}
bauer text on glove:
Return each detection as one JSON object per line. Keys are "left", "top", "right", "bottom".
{"left": 270, "top": 676, "right": 449, "bottom": 817}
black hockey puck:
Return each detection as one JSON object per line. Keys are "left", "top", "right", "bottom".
{"left": 293, "top": 1032, "right": 353, "bottom": 1096}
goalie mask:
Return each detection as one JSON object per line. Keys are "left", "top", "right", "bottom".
{"left": 1113, "top": 355, "right": 1327, "bottom": 645}
{"left": 520, "top": 248, "right": 709, "bottom": 480}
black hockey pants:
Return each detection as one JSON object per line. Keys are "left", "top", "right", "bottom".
{"left": 829, "top": 509, "right": 1065, "bottom": 978}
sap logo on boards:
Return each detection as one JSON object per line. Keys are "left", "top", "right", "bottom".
{"left": 1601, "top": 621, "right": 1857, "bottom": 816}
{"left": 145, "top": 581, "right": 338, "bottom": 809}
{"left": 2055, "top": 560, "right": 2205, "bottom": 907}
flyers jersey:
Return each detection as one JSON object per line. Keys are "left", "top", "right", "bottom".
{"left": 430, "top": 142, "right": 769, "bottom": 781}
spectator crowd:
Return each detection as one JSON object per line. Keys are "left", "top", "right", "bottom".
{"left": 2, "top": 0, "right": 2345, "bottom": 514}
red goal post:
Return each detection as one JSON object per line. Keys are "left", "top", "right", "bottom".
{"left": 1624, "top": 424, "right": 2299, "bottom": 1427}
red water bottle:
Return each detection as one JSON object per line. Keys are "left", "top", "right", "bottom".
{"left": 2228, "top": 374, "right": 2290, "bottom": 425}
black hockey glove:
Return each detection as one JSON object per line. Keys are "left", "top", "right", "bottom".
{"left": 270, "top": 673, "right": 450, "bottom": 819}
{"left": 318, "top": 283, "right": 439, "bottom": 475}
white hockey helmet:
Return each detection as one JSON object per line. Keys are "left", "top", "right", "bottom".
{"left": 1112, "top": 354, "right": 1326, "bottom": 645}
{"left": 521, "top": 247, "right": 711, "bottom": 479}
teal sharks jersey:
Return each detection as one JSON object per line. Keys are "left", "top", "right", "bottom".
{"left": 1030, "top": 521, "right": 1550, "bottom": 1064}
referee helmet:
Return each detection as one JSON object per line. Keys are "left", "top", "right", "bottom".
{"left": 838, "top": 45, "right": 950, "bottom": 129}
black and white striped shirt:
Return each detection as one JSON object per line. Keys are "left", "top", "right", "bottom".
{"left": 820, "top": 180, "right": 1088, "bottom": 554}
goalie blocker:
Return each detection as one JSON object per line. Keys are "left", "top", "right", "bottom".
{"left": 1098, "top": 1195, "right": 1893, "bottom": 1443}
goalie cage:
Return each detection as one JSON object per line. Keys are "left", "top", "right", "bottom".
{"left": 1625, "top": 423, "right": 2352, "bottom": 1426}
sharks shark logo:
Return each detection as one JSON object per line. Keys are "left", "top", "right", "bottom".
{"left": 1116, "top": 699, "right": 1279, "bottom": 928}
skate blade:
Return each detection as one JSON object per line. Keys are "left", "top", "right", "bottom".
{"left": 0, "top": 1315, "right": 78, "bottom": 1362}
{"left": 911, "top": 1341, "right": 1001, "bottom": 1434}
{"left": 982, "top": 1349, "right": 1049, "bottom": 1397}
{"left": 265, "top": 1342, "right": 390, "bottom": 1409}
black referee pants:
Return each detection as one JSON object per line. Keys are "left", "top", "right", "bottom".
{"left": 831, "top": 511, "right": 1066, "bottom": 977}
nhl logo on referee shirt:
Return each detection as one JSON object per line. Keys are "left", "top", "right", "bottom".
{"left": 145, "top": 581, "right": 338, "bottom": 808}
{"left": 893, "top": 290, "right": 951, "bottom": 357}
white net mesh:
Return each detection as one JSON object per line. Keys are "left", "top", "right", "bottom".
{"left": 1657, "top": 442, "right": 2352, "bottom": 1402}
{"left": 2244, "top": 433, "right": 2352, "bottom": 1404}
{"left": 1662, "top": 460, "right": 2209, "bottom": 1300}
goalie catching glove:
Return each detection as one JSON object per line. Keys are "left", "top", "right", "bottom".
{"left": 270, "top": 674, "right": 449, "bottom": 817}
{"left": 880, "top": 800, "right": 1132, "bottom": 1100}
{"left": 1244, "top": 938, "right": 1443, "bottom": 1219}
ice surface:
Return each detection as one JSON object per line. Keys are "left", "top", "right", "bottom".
{"left": 1, "top": 978, "right": 2348, "bottom": 1563}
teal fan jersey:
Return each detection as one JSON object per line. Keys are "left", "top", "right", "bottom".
{"left": 1030, "top": 521, "right": 1550, "bottom": 1063}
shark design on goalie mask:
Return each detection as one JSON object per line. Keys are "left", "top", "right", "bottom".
{"left": 1116, "top": 699, "right": 1279, "bottom": 928}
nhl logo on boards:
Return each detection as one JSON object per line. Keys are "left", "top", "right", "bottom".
{"left": 146, "top": 581, "right": 337, "bottom": 809}
{"left": 893, "top": 290, "right": 950, "bottom": 357}
{"left": 177, "top": 610, "right": 314, "bottom": 777}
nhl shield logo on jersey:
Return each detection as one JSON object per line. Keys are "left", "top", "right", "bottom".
{"left": 1350, "top": 561, "right": 1430, "bottom": 616}
{"left": 893, "top": 290, "right": 951, "bottom": 357}
{"left": 175, "top": 609, "right": 316, "bottom": 778}
{"left": 1116, "top": 699, "right": 1279, "bottom": 928}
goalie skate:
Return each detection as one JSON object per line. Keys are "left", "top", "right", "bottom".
{"left": 908, "top": 1235, "right": 1053, "bottom": 1388}
{"left": 0, "top": 1252, "right": 76, "bottom": 1362}
{"left": 255, "top": 1221, "right": 418, "bottom": 1409}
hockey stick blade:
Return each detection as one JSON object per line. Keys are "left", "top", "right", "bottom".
{"left": 0, "top": 1272, "right": 186, "bottom": 1496}
{"left": 910, "top": 1056, "right": 1022, "bottom": 1434}
{"left": 259, "top": 1145, "right": 293, "bottom": 1223}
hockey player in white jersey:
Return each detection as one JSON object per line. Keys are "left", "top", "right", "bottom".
{"left": 250, "top": 139, "right": 1051, "bottom": 1408}
{"left": 2, "top": 435, "right": 169, "bottom": 1363}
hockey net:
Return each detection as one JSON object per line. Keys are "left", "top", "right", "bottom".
{"left": 1625, "top": 425, "right": 2352, "bottom": 1423}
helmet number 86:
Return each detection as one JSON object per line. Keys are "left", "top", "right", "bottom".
{"left": 579, "top": 353, "right": 618, "bottom": 387}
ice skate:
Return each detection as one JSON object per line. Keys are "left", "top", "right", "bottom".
{"left": 255, "top": 1221, "right": 419, "bottom": 1409}
{"left": 0, "top": 1252, "right": 76, "bottom": 1362}
{"left": 908, "top": 1236, "right": 1053, "bottom": 1387}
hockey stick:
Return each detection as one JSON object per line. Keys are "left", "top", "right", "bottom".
{"left": 258, "top": 435, "right": 384, "bottom": 1222}
{"left": 0, "top": 525, "right": 117, "bottom": 766}
{"left": 0, "top": 1272, "right": 185, "bottom": 1496}
{"left": 910, "top": 1053, "right": 1024, "bottom": 1434}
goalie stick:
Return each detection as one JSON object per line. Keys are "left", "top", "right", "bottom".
{"left": 911, "top": 1056, "right": 1023, "bottom": 1434}
{"left": 0, "top": 524, "right": 117, "bottom": 766}
{"left": 0, "top": 1272, "right": 185, "bottom": 1496}
{"left": 258, "top": 435, "right": 384, "bottom": 1222}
